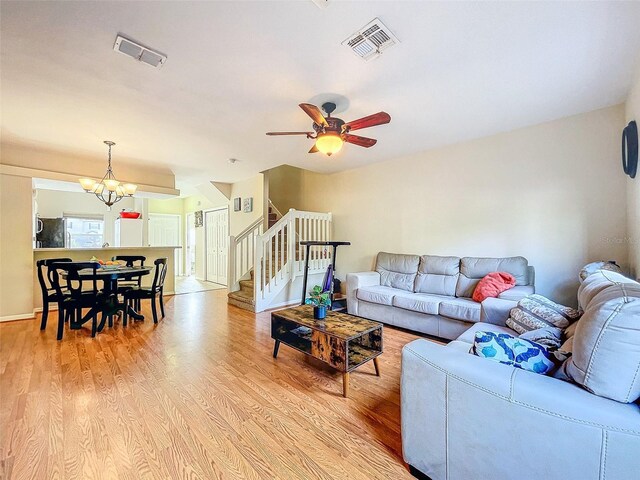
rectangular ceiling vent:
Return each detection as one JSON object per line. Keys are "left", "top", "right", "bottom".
{"left": 342, "top": 18, "right": 399, "bottom": 62}
{"left": 113, "top": 35, "right": 166, "bottom": 68}
{"left": 310, "top": 0, "right": 330, "bottom": 9}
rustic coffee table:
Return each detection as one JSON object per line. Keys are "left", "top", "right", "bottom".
{"left": 271, "top": 305, "right": 383, "bottom": 397}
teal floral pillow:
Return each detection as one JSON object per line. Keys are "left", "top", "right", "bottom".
{"left": 472, "top": 331, "right": 556, "bottom": 375}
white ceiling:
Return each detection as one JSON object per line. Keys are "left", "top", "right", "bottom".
{"left": 2, "top": 1, "right": 640, "bottom": 188}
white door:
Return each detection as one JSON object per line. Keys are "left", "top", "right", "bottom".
{"left": 149, "top": 214, "right": 182, "bottom": 275}
{"left": 205, "top": 209, "right": 228, "bottom": 285}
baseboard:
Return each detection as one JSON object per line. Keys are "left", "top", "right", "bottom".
{"left": 0, "top": 312, "right": 36, "bottom": 323}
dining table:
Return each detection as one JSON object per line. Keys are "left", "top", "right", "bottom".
{"left": 68, "top": 265, "right": 153, "bottom": 332}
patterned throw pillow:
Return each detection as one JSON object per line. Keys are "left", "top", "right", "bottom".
{"left": 471, "top": 331, "right": 556, "bottom": 375}
{"left": 506, "top": 294, "right": 581, "bottom": 335}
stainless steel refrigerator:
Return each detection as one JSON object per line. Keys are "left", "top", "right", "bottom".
{"left": 36, "top": 217, "right": 66, "bottom": 248}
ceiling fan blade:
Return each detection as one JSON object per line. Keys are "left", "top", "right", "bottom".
{"left": 345, "top": 112, "right": 391, "bottom": 131}
{"left": 266, "top": 131, "right": 314, "bottom": 136}
{"left": 299, "top": 103, "right": 328, "bottom": 127}
{"left": 343, "top": 134, "right": 377, "bottom": 148}
{"left": 308, "top": 145, "right": 319, "bottom": 154}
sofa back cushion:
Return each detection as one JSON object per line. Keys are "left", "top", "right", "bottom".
{"left": 456, "top": 256, "right": 529, "bottom": 298}
{"left": 375, "top": 252, "right": 420, "bottom": 292}
{"left": 562, "top": 271, "right": 640, "bottom": 403}
{"left": 413, "top": 255, "right": 460, "bottom": 296}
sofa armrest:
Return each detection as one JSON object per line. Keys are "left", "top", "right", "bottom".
{"left": 346, "top": 271, "right": 381, "bottom": 315}
{"left": 480, "top": 297, "right": 517, "bottom": 326}
{"left": 401, "top": 339, "right": 640, "bottom": 480}
{"left": 498, "top": 284, "right": 534, "bottom": 301}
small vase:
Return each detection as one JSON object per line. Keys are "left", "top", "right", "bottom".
{"left": 313, "top": 305, "right": 327, "bottom": 320}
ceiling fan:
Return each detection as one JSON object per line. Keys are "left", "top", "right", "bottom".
{"left": 266, "top": 102, "right": 391, "bottom": 156}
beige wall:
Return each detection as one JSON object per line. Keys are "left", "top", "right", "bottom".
{"left": 625, "top": 75, "right": 640, "bottom": 279}
{"left": 0, "top": 174, "right": 35, "bottom": 319}
{"left": 229, "top": 175, "right": 263, "bottom": 236}
{"left": 304, "top": 105, "right": 628, "bottom": 306}
{"left": 267, "top": 165, "right": 305, "bottom": 214}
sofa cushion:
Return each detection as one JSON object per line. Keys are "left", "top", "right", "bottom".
{"left": 472, "top": 331, "right": 556, "bottom": 375}
{"left": 356, "top": 285, "right": 400, "bottom": 306}
{"left": 375, "top": 252, "right": 420, "bottom": 292}
{"left": 439, "top": 297, "right": 481, "bottom": 323}
{"left": 393, "top": 293, "right": 447, "bottom": 315}
{"left": 456, "top": 321, "right": 516, "bottom": 344}
{"left": 561, "top": 271, "right": 640, "bottom": 403}
{"left": 577, "top": 268, "right": 639, "bottom": 310}
{"left": 413, "top": 255, "right": 460, "bottom": 296}
{"left": 506, "top": 294, "right": 581, "bottom": 334}
{"left": 456, "top": 256, "right": 529, "bottom": 298}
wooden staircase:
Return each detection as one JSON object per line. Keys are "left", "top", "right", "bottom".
{"left": 227, "top": 205, "right": 281, "bottom": 312}
{"left": 227, "top": 206, "right": 332, "bottom": 313}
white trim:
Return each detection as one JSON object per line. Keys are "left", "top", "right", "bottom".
{"left": 262, "top": 299, "right": 300, "bottom": 311}
{"left": 0, "top": 313, "right": 36, "bottom": 322}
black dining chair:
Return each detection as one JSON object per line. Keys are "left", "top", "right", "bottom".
{"left": 36, "top": 257, "right": 72, "bottom": 331}
{"left": 123, "top": 258, "right": 168, "bottom": 325}
{"left": 113, "top": 255, "right": 146, "bottom": 309}
{"left": 51, "top": 262, "right": 104, "bottom": 339}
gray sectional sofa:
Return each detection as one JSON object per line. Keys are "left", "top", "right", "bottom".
{"left": 401, "top": 270, "right": 640, "bottom": 480}
{"left": 346, "top": 252, "right": 535, "bottom": 340}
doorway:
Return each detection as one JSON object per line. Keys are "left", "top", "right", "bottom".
{"left": 205, "top": 208, "right": 229, "bottom": 286}
{"left": 186, "top": 212, "right": 196, "bottom": 276}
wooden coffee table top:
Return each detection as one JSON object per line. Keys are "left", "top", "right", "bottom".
{"left": 271, "top": 305, "right": 382, "bottom": 341}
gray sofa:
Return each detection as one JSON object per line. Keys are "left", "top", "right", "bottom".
{"left": 401, "top": 270, "right": 640, "bottom": 480}
{"left": 346, "top": 252, "right": 535, "bottom": 340}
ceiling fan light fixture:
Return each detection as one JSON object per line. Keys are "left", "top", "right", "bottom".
{"left": 315, "top": 132, "right": 343, "bottom": 156}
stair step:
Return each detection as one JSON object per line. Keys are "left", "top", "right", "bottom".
{"left": 228, "top": 289, "right": 256, "bottom": 312}
{"left": 239, "top": 279, "right": 254, "bottom": 293}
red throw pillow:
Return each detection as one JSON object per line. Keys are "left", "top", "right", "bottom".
{"left": 472, "top": 272, "right": 516, "bottom": 303}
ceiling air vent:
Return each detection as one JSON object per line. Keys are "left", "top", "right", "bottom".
{"left": 113, "top": 35, "right": 166, "bottom": 68}
{"left": 310, "top": 0, "right": 330, "bottom": 8}
{"left": 342, "top": 18, "right": 399, "bottom": 62}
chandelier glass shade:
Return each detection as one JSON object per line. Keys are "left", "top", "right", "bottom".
{"left": 79, "top": 141, "right": 137, "bottom": 207}
{"left": 315, "top": 132, "right": 343, "bottom": 156}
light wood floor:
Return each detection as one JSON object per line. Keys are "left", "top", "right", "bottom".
{"left": 0, "top": 290, "right": 425, "bottom": 479}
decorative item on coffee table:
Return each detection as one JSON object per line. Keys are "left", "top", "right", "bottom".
{"left": 271, "top": 305, "right": 383, "bottom": 397}
{"left": 305, "top": 285, "right": 331, "bottom": 319}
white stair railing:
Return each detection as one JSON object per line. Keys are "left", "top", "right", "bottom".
{"left": 254, "top": 209, "right": 332, "bottom": 312}
{"left": 228, "top": 218, "right": 263, "bottom": 291}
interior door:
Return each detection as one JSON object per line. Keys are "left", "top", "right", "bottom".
{"left": 205, "top": 209, "right": 228, "bottom": 285}
{"left": 148, "top": 214, "right": 182, "bottom": 275}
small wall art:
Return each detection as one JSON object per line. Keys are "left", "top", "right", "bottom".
{"left": 194, "top": 210, "right": 203, "bottom": 227}
{"left": 243, "top": 197, "right": 253, "bottom": 213}
{"left": 233, "top": 197, "right": 241, "bottom": 212}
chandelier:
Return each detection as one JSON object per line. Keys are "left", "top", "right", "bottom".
{"left": 78, "top": 141, "right": 137, "bottom": 208}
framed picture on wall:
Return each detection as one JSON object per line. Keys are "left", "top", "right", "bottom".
{"left": 243, "top": 197, "right": 253, "bottom": 213}
{"left": 194, "top": 210, "right": 203, "bottom": 227}
{"left": 233, "top": 197, "right": 241, "bottom": 211}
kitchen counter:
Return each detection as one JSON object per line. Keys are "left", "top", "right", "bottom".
{"left": 33, "top": 246, "right": 181, "bottom": 309}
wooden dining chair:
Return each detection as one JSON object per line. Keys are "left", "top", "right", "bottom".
{"left": 123, "top": 258, "right": 168, "bottom": 325}
{"left": 36, "top": 257, "right": 72, "bottom": 331}
{"left": 51, "top": 262, "right": 104, "bottom": 339}
{"left": 113, "top": 255, "right": 146, "bottom": 309}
